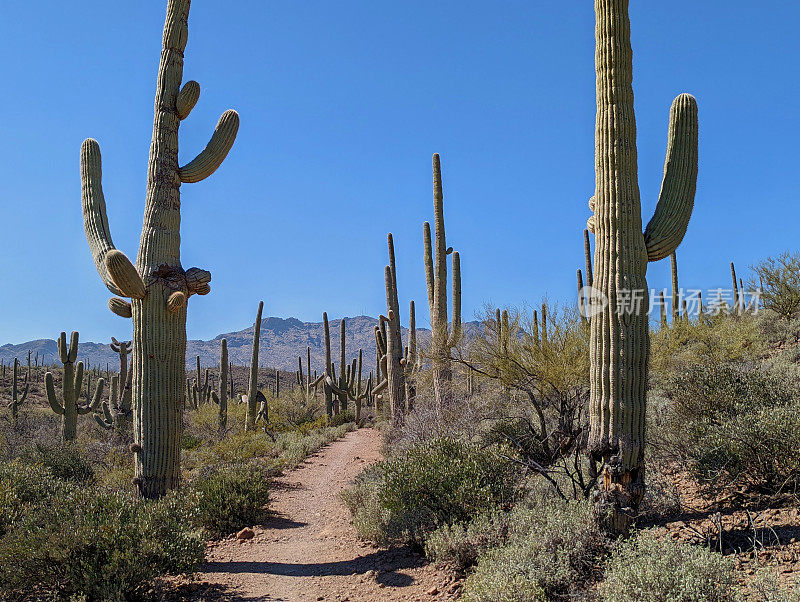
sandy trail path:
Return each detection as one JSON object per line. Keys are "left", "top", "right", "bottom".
{"left": 189, "top": 428, "right": 458, "bottom": 601}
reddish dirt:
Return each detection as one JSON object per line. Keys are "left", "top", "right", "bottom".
{"left": 183, "top": 428, "right": 460, "bottom": 601}
{"left": 645, "top": 470, "right": 800, "bottom": 590}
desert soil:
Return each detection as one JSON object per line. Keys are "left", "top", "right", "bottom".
{"left": 183, "top": 428, "right": 461, "bottom": 601}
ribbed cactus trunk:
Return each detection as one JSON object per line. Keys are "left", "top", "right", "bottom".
{"left": 245, "top": 302, "right": 264, "bottom": 431}
{"left": 81, "top": 0, "right": 238, "bottom": 497}
{"left": 671, "top": 253, "right": 679, "bottom": 322}
{"left": 218, "top": 339, "right": 228, "bottom": 432}
{"left": 587, "top": 0, "right": 698, "bottom": 533}
{"left": 423, "top": 155, "right": 461, "bottom": 413}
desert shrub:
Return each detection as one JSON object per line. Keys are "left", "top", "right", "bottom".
{"left": 195, "top": 431, "right": 280, "bottom": 466}
{"left": 650, "top": 313, "right": 761, "bottom": 385}
{"left": 425, "top": 508, "right": 513, "bottom": 570}
{"left": 344, "top": 437, "right": 520, "bottom": 545}
{"left": 756, "top": 309, "right": 800, "bottom": 349}
{"left": 744, "top": 568, "right": 800, "bottom": 601}
{"left": 655, "top": 362, "right": 800, "bottom": 493}
{"left": 329, "top": 409, "right": 355, "bottom": 427}
{"left": 750, "top": 252, "right": 800, "bottom": 319}
{"left": 0, "top": 485, "right": 203, "bottom": 601}
{"left": 462, "top": 497, "right": 605, "bottom": 601}
{"left": 460, "top": 305, "right": 595, "bottom": 498}
{"left": 0, "top": 461, "right": 68, "bottom": 537}
{"left": 275, "top": 422, "right": 354, "bottom": 468}
{"left": 23, "top": 443, "right": 95, "bottom": 484}
{"left": 598, "top": 531, "right": 736, "bottom": 602}
{"left": 190, "top": 463, "right": 271, "bottom": 536}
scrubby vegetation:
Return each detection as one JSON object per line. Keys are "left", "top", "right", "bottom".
{"left": 344, "top": 264, "right": 800, "bottom": 599}
{"left": 0, "top": 379, "right": 356, "bottom": 600}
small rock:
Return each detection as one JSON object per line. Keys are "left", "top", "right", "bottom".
{"left": 236, "top": 527, "right": 255, "bottom": 540}
{"left": 427, "top": 586, "right": 439, "bottom": 596}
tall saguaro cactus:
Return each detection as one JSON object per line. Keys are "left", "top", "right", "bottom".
{"left": 424, "top": 154, "right": 462, "bottom": 411}
{"left": 245, "top": 302, "right": 264, "bottom": 431}
{"left": 211, "top": 338, "right": 228, "bottom": 433}
{"left": 6, "top": 358, "right": 29, "bottom": 421}
{"left": 671, "top": 253, "right": 679, "bottom": 322}
{"left": 80, "top": 0, "right": 239, "bottom": 497}
{"left": 586, "top": 0, "right": 698, "bottom": 533}
{"left": 374, "top": 234, "right": 407, "bottom": 424}
{"left": 46, "top": 332, "right": 105, "bottom": 442}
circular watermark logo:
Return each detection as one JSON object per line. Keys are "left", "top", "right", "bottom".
{"left": 578, "top": 286, "right": 608, "bottom": 318}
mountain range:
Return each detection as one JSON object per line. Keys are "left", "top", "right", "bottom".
{"left": 0, "top": 316, "right": 479, "bottom": 374}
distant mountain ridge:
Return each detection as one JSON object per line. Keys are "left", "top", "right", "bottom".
{"left": 0, "top": 316, "right": 479, "bottom": 374}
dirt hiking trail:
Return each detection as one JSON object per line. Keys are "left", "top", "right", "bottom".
{"left": 187, "top": 428, "right": 460, "bottom": 601}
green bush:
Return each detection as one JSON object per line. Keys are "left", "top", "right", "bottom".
{"left": 462, "top": 497, "right": 604, "bottom": 601}
{"left": 329, "top": 409, "right": 355, "bottom": 427}
{"left": 598, "top": 531, "right": 736, "bottom": 602}
{"left": 191, "top": 463, "right": 271, "bottom": 536}
{"left": 25, "top": 443, "right": 95, "bottom": 483}
{"left": 344, "top": 437, "right": 520, "bottom": 545}
{"left": 0, "top": 483, "right": 204, "bottom": 601}
{"left": 650, "top": 314, "right": 761, "bottom": 385}
{"left": 0, "top": 461, "right": 68, "bottom": 537}
{"left": 750, "top": 252, "right": 800, "bottom": 319}
{"left": 425, "top": 508, "right": 513, "bottom": 570}
{"left": 655, "top": 362, "right": 800, "bottom": 493}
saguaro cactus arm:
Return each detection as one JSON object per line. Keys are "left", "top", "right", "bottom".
{"left": 45, "top": 372, "right": 64, "bottom": 415}
{"left": 178, "top": 110, "right": 240, "bottom": 183}
{"left": 81, "top": 139, "right": 130, "bottom": 298}
{"left": 176, "top": 80, "right": 200, "bottom": 120}
{"left": 642, "top": 94, "right": 699, "bottom": 262}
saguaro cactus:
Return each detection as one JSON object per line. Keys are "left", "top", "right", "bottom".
{"left": 401, "top": 300, "right": 422, "bottom": 410}
{"left": 297, "top": 347, "right": 323, "bottom": 405}
{"left": 373, "top": 234, "right": 407, "bottom": 423}
{"left": 586, "top": 0, "right": 698, "bottom": 533}
{"left": 46, "top": 332, "right": 105, "bottom": 442}
{"left": 211, "top": 338, "right": 228, "bottom": 433}
{"left": 110, "top": 336, "right": 133, "bottom": 410}
{"left": 731, "top": 262, "right": 742, "bottom": 315}
{"left": 6, "top": 358, "right": 29, "bottom": 421}
{"left": 424, "top": 154, "right": 462, "bottom": 411}
{"left": 245, "top": 302, "right": 264, "bottom": 431}
{"left": 671, "top": 252, "right": 679, "bottom": 322}
{"left": 80, "top": 0, "right": 239, "bottom": 497}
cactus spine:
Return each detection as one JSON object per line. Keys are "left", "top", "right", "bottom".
{"left": 245, "top": 301, "right": 264, "bottom": 431}
{"left": 6, "top": 358, "right": 29, "bottom": 421}
{"left": 80, "top": 0, "right": 239, "bottom": 497}
{"left": 211, "top": 338, "right": 228, "bottom": 432}
{"left": 423, "top": 154, "right": 462, "bottom": 411}
{"left": 46, "top": 332, "right": 105, "bottom": 442}
{"left": 586, "top": 0, "right": 698, "bottom": 533}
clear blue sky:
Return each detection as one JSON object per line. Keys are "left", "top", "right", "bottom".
{"left": 0, "top": 1, "right": 797, "bottom": 344}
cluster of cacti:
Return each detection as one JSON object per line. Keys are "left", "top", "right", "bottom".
{"left": 46, "top": 332, "right": 106, "bottom": 442}
{"left": 297, "top": 347, "right": 323, "bottom": 405}
{"left": 423, "top": 154, "right": 462, "bottom": 411}
{"left": 322, "top": 313, "right": 371, "bottom": 420}
{"left": 81, "top": 0, "right": 239, "bottom": 497}
{"left": 95, "top": 337, "right": 133, "bottom": 430}
{"left": 185, "top": 360, "right": 211, "bottom": 410}
{"left": 5, "top": 358, "right": 29, "bottom": 421}
{"left": 210, "top": 339, "right": 228, "bottom": 432}
{"left": 586, "top": 0, "right": 698, "bottom": 533}
{"left": 245, "top": 302, "right": 264, "bottom": 431}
